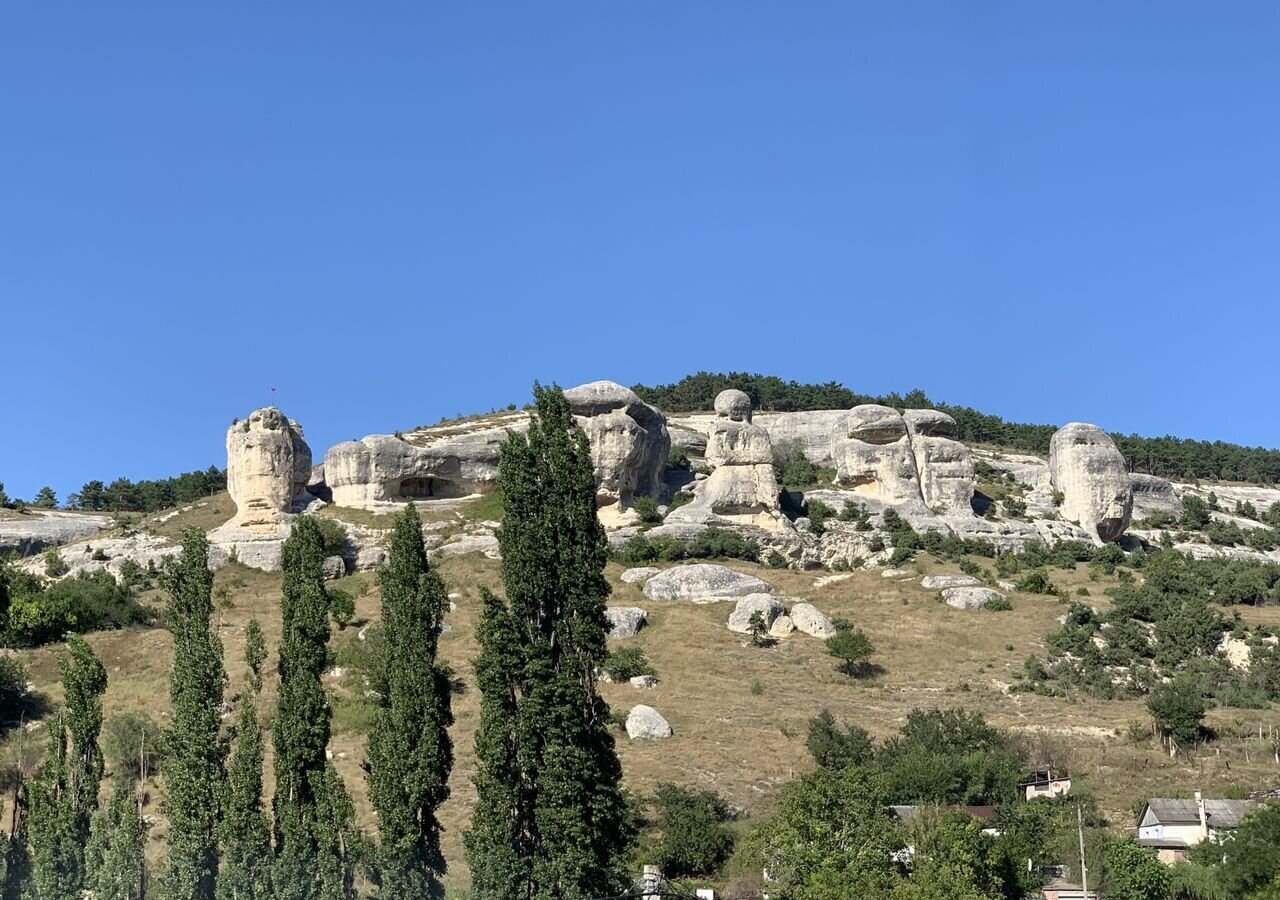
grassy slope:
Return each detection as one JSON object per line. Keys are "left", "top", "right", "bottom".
{"left": 15, "top": 496, "right": 1280, "bottom": 887}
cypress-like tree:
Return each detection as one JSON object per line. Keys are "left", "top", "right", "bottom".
{"left": 218, "top": 619, "right": 271, "bottom": 900}
{"left": 163, "top": 528, "right": 229, "bottom": 900}
{"left": 271, "top": 518, "right": 357, "bottom": 900}
{"left": 465, "top": 384, "right": 634, "bottom": 900}
{"left": 27, "top": 635, "right": 107, "bottom": 899}
{"left": 85, "top": 775, "right": 148, "bottom": 900}
{"left": 367, "top": 503, "right": 454, "bottom": 899}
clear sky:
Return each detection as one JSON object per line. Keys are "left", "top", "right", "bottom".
{"left": 3, "top": 3, "right": 1279, "bottom": 501}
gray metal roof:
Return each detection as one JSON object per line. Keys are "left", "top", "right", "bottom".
{"left": 1144, "top": 798, "right": 1256, "bottom": 828}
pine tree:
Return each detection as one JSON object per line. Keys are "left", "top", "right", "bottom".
{"left": 367, "top": 503, "right": 454, "bottom": 899}
{"left": 271, "top": 518, "right": 357, "bottom": 900}
{"left": 218, "top": 620, "right": 271, "bottom": 900}
{"left": 85, "top": 775, "right": 148, "bottom": 900}
{"left": 163, "top": 528, "right": 229, "bottom": 900}
{"left": 465, "top": 384, "right": 634, "bottom": 900}
{"left": 26, "top": 635, "right": 107, "bottom": 899}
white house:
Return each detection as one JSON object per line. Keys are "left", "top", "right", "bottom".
{"left": 1137, "top": 791, "right": 1257, "bottom": 864}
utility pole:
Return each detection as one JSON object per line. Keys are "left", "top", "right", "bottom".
{"left": 1078, "top": 804, "right": 1088, "bottom": 897}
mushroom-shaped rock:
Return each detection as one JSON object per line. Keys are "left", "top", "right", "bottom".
{"left": 832, "top": 405, "right": 924, "bottom": 507}
{"left": 226, "top": 408, "right": 312, "bottom": 529}
{"left": 714, "top": 389, "right": 754, "bottom": 423}
{"left": 605, "top": 607, "right": 647, "bottom": 640}
{"left": 620, "top": 566, "right": 661, "bottom": 585}
{"left": 1049, "top": 423, "right": 1133, "bottom": 544}
{"left": 642, "top": 564, "right": 773, "bottom": 603}
{"left": 626, "top": 705, "right": 672, "bottom": 740}
{"left": 920, "top": 574, "right": 983, "bottom": 589}
{"left": 903, "top": 409, "right": 959, "bottom": 438}
{"left": 727, "top": 594, "right": 786, "bottom": 633}
{"left": 942, "top": 587, "right": 1006, "bottom": 610}
{"left": 788, "top": 602, "right": 836, "bottom": 638}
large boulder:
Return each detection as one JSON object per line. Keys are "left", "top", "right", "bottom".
{"left": 620, "top": 566, "right": 661, "bottom": 585}
{"left": 626, "top": 705, "right": 672, "bottom": 740}
{"left": 727, "top": 594, "right": 786, "bottom": 633}
{"left": 832, "top": 406, "right": 925, "bottom": 508}
{"left": 904, "top": 410, "right": 974, "bottom": 514}
{"left": 942, "top": 587, "right": 1007, "bottom": 610}
{"left": 642, "top": 564, "right": 773, "bottom": 602}
{"left": 564, "top": 381, "right": 671, "bottom": 518}
{"left": 705, "top": 420, "right": 773, "bottom": 467}
{"left": 788, "top": 602, "right": 836, "bottom": 638}
{"left": 714, "top": 389, "right": 753, "bottom": 422}
{"left": 921, "top": 574, "right": 982, "bottom": 589}
{"left": 226, "top": 408, "right": 312, "bottom": 529}
{"left": 1049, "top": 423, "right": 1133, "bottom": 544}
{"left": 606, "top": 607, "right": 647, "bottom": 639}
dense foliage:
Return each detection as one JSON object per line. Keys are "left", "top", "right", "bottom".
{"left": 465, "top": 385, "right": 634, "bottom": 900}
{"left": 633, "top": 372, "right": 1280, "bottom": 482}
{"left": 2, "top": 570, "right": 148, "bottom": 646}
{"left": 66, "top": 467, "right": 226, "bottom": 512}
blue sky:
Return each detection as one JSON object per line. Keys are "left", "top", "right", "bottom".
{"left": 3, "top": 3, "right": 1279, "bottom": 501}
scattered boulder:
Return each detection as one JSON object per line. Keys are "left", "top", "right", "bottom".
{"left": 620, "top": 566, "right": 661, "bottom": 585}
{"left": 942, "top": 587, "right": 1006, "bottom": 610}
{"left": 225, "top": 408, "right": 313, "bottom": 529}
{"left": 605, "top": 607, "right": 647, "bottom": 640}
{"left": 769, "top": 615, "right": 796, "bottom": 637}
{"left": 727, "top": 594, "right": 786, "bottom": 633}
{"left": 625, "top": 705, "right": 672, "bottom": 740}
{"left": 629, "top": 675, "right": 658, "bottom": 689}
{"left": 642, "top": 564, "right": 773, "bottom": 603}
{"left": 788, "top": 602, "right": 836, "bottom": 638}
{"left": 1049, "top": 423, "right": 1133, "bottom": 544}
{"left": 321, "top": 555, "right": 346, "bottom": 580}
{"left": 436, "top": 534, "right": 501, "bottom": 559}
{"left": 920, "top": 574, "right": 982, "bottom": 589}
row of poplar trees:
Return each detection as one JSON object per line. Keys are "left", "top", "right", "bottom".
{"left": 0, "top": 385, "right": 632, "bottom": 900}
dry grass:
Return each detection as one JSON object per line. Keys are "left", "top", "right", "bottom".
{"left": 12, "top": 546, "right": 1280, "bottom": 890}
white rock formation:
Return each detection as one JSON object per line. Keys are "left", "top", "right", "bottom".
{"left": 0, "top": 510, "right": 113, "bottom": 556}
{"left": 726, "top": 594, "right": 786, "bottom": 633}
{"left": 788, "top": 602, "right": 836, "bottom": 638}
{"left": 620, "top": 566, "right": 661, "bottom": 585}
{"left": 832, "top": 405, "right": 928, "bottom": 509}
{"left": 920, "top": 574, "right": 983, "bottom": 589}
{"left": 904, "top": 410, "right": 974, "bottom": 514}
{"left": 769, "top": 615, "right": 796, "bottom": 637}
{"left": 642, "top": 564, "right": 773, "bottom": 602}
{"left": 225, "top": 408, "right": 313, "bottom": 529}
{"left": 667, "top": 390, "right": 785, "bottom": 531}
{"left": 1049, "top": 423, "right": 1133, "bottom": 544}
{"left": 626, "top": 705, "right": 672, "bottom": 739}
{"left": 606, "top": 607, "right": 647, "bottom": 639}
{"left": 942, "top": 587, "right": 1006, "bottom": 610}
{"left": 1130, "top": 473, "right": 1180, "bottom": 519}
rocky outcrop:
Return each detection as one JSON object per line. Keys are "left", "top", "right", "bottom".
{"left": 833, "top": 405, "right": 928, "bottom": 509}
{"left": 667, "top": 391, "right": 785, "bottom": 531}
{"left": 1049, "top": 423, "right": 1133, "bottom": 544}
{"left": 226, "top": 408, "right": 313, "bottom": 529}
{"left": 1130, "top": 473, "right": 1180, "bottom": 519}
{"left": 727, "top": 594, "right": 786, "bottom": 633}
{"left": 642, "top": 564, "right": 773, "bottom": 602}
{"left": 788, "top": 602, "right": 836, "bottom": 638}
{"left": 904, "top": 411, "right": 974, "bottom": 515}
{"left": 564, "top": 381, "right": 670, "bottom": 525}
{"left": 0, "top": 511, "right": 113, "bottom": 556}
{"left": 921, "top": 574, "right": 982, "bottom": 589}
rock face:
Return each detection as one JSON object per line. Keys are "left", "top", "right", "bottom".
{"left": 832, "top": 405, "right": 975, "bottom": 516}
{"left": 1130, "top": 473, "right": 1180, "bottom": 519}
{"left": 788, "top": 602, "right": 836, "bottom": 638}
{"left": 667, "top": 391, "right": 785, "bottom": 530}
{"left": 563, "top": 381, "right": 671, "bottom": 525}
{"left": 226, "top": 408, "right": 313, "bottom": 529}
{"left": 626, "top": 705, "right": 672, "bottom": 740}
{"left": 0, "top": 511, "right": 113, "bottom": 556}
{"left": 727, "top": 594, "right": 786, "bottom": 633}
{"left": 642, "top": 564, "right": 773, "bottom": 602}
{"left": 1049, "top": 423, "right": 1133, "bottom": 544}
{"left": 605, "top": 607, "right": 647, "bottom": 639}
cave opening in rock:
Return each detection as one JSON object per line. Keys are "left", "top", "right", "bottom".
{"left": 397, "top": 476, "right": 464, "bottom": 500}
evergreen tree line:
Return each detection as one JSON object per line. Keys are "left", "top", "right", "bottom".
{"left": 0, "top": 386, "right": 631, "bottom": 900}
{"left": 632, "top": 371, "right": 1280, "bottom": 483}
{"left": 67, "top": 467, "right": 227, "bottom": 513}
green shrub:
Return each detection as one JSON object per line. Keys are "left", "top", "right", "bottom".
{"left": 667, "top": 446, "right": 691, "bottom": 471}
{"left": 43, "top": 550, "right": 68, "bottom": 578}
{"left": 806, "top": 500, "right": 835, "bottom": 536}
{"left": 838, "top": 501, "right": 872, "bottom": 530}
{"left": 650, "top": 783, "right": 735, "bottom": 878}
{"left": 103, "top": 712, "right": 167, "bottom": 780}
{"left": 632, "top": 495, "right": 663, "bottom": 524}
{"left": 984, "top": 595, "right": 1013, "bottom": 612}
{"left": 827, "top": 623, "right": 875, "bottom": 677}
{"left": 773, "top": 440, "right": 820, "bottom": 489}
{"left": 805, "top": 709, "right": 873, "bottom": 769}
{"left": 329, "top": 588, "right": 356, "bottom": 629}
{"left": 766, "top": 551, "right": 789, "bottom": 569}
{"left": 1015, "top": 571, "right": 1057, "bottom": 595}
{"left": 7, "top": 572, "right": 148, "bottom": 646}
{"left": 602, "top": 647, "right": 655, "bottom": 682}
{"left": 313, "top": 517, "right": 350, "bottom": 556}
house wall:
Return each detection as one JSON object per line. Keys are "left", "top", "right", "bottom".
{"left": 1138, "top": 823, "right": 1205, "bottom": 846}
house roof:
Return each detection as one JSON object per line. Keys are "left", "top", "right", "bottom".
{"left": 1144, "top": 798, "right": 1255, "bottom": 829}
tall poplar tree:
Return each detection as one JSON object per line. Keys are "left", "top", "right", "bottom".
{"left": 465, "top": 384, "right": 634, "bottom": 900}
{"left": 271, "top": 518, "right": 357, "bottom": 900}
{"left": 163, "top": 528, "right": 229, "bottom": 900}
{"left": 367, "top": 503, "right": 453, "bottom": 899}
{"left": 85, "top": 775, "right": 148, "bottom": 900}
{"left": 26, "top": 635, "right": 107, "bottom": 899}
{"left": 218, "top": 619, "right": 271, "bottom": 900}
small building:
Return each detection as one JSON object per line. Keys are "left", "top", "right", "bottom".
{"left": 1038, "top": 879, "right": 1097, "bottom": 900}
{"left": 1022, "top": 767, "right": 1072, "bottom": 801}
{"left": 1137, "top": 792, "right": 1257, "bottom": 864}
